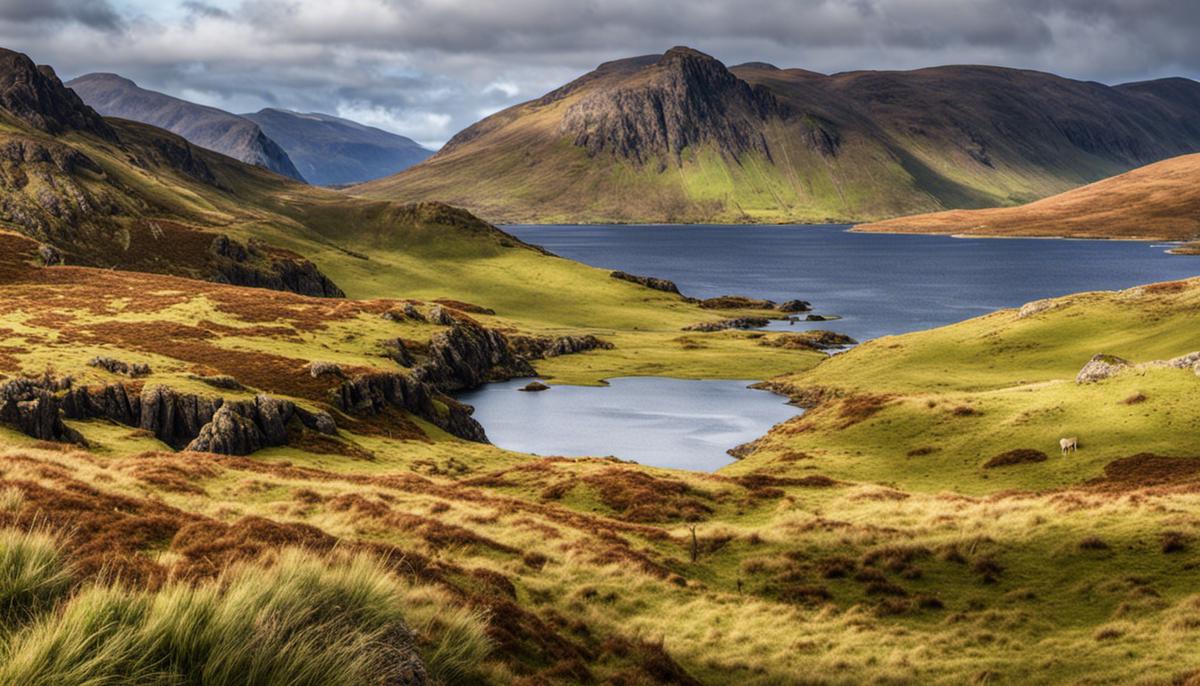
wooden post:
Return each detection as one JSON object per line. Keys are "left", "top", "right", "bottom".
{"left": 689, "top": 524, "right": 698, "bottom": 563}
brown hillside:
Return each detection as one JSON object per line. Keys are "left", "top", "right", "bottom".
{"left": 857, "top": 152, "right": 1200, "bottom": 242}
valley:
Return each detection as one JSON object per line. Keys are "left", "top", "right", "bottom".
{"left": 0, "top": 32, "right": 1197, "bottom": 686}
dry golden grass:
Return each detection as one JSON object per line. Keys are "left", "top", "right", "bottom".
{"left": 859, "top": 152, "right": 1200, "bottom": 240}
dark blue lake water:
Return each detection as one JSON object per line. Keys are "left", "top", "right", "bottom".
{"left": 506, "top": 224, "right": 1200, "bottom": 341}
{"left": 463, "top": 225, "right": 1199, "bottom": 470}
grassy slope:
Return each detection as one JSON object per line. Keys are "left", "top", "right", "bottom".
{"left": 6, "top": 210, "right": 1200, "bottom": 682}
{"left": 857, "top": 153, "right": 1200, "bottom": 242}
{"left": 736, "top": 279, "right": 1200, "bottom": 494}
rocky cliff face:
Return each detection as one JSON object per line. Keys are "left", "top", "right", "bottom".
{"left": 0, "top": 50, "right": 115, "bottom": 141}
{"left": 209, "top": 235, "right": 345, "bottom": 298}
{"left": 559, "top": 47, "right": 781, "bottom": 165}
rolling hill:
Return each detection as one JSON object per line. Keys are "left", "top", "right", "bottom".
{"left": 243, "top": 108, "right": 432, "bottom": 186}
{"left": 66, "top": 72, "right": 306, "bottom": 181}
{"left": 353, "top": 47, "right": 1200, "bottom": 224}
{"left": 856, "top": 152, "right": 1200, "bottom": 244}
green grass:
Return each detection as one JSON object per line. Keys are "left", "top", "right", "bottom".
{"left": 0, "top": 544, "right": 491, "bottom": 686}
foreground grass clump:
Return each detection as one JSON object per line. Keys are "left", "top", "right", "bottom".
{"left": 0, "top": 529, "right": 71, "bottom": 630}
{"left": 0, "top": 544, "right": 490, "bottom": 686}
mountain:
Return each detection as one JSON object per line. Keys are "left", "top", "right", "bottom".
{"left": 856, "top": 152, "right": 1200, "bottom": 243}
{"left": 242, "top": 108, "right": 432, "bottom": 186}
{"left": 65, "top": 72, "right": 305, "bottom": 181}
{"left": 352, "top": 47, "right": 1200, "bottom": 224}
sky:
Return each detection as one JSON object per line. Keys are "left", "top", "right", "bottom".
{"left": 1, "top": 0, "right": 1198, "bottom": 148}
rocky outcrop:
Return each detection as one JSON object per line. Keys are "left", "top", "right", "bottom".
{"left": 183, "top": 395, "right": 335, "bottom": 455}
{"left": 560, "top": 47, "right": 780, "bottom": 165}
{"left": 760, "top": 331, "right": 857, "bottom": 350}
{"left": 0, "top": 378, "right": 84, "bottom": 444}
{"left": 209, "top": 235, "right": 345, "bottom": 298}
{"left": 776, "top": 299, "right": 812, "bottom": 313}
{"left": 88, "top": 356, "right": 151, "bottom": 378}
{"left": 519, "top": 381, "right": 550, "bottom": 392}
{"left": 699, "top": 295, "right": 776, "bottom": 310}
{"left": 610, "top": 271, "right": 681, "bottom": 295}
{"left": 413, "top": 324, "right": 535, "bottom": 392}
{"left": 335, "top": 371, "right": 487, "bottom": 443}
{"left": 0, "top": 49, "right": 116, "bottom": 140}
{"left": 683, "top": 317, "right": 770, "bottom": 332}
{"left": 1076, "top": 354, "right": 1131, "bottom": 384}
{"left": 509, "top": 334, "right": 614, "bottom": 359}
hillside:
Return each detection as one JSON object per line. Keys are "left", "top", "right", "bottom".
{"left": 857, "top": 152, "right": 1200, "bottom": 243}
{"left": 66, "top": 72, "right": 305, "bottom": 181}
{"left": 353, "top": 47, "right": 1200, "bottom": 224}
{"left": 7, "top": 44, "right": 1200, "bottom": 684}
{"left": 244, "top": 108, "right": 432, "bottom": 185}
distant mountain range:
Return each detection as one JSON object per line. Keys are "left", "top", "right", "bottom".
{"left": 67, "top": 73, "right": 306, "bottom": 181}
{"left": 857, "top": 152, "right": 1200, "bottom": 244}
{"left": 65, "top": 73, "right": 432, "bottom": 186}
{"left": 243, "top": 108, "right": 431, "bottom": 186}
{"left": 352, "top": 46, "right": 1200, "bottom": 224}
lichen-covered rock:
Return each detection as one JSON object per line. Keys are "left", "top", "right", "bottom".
{"left": 37, "top": 243, "right": 62, "bottom": 266}
{"left": 335, "top": 371, "right": 487, "bottom": 443}
{"left": 0, "top": 388, "right": 84, "bottom": 443}
{"left": 414, "top": 324, "right": 535, "bottom": 392}
{"left": 509, "top": 334, "right": 614, "bottom": 359}
{"left": 186, "top": 403, "right": 265, "bottom": 455}
{"left": 610, "top": 271, "right": 681, "bottom": 294}
{"left": 382, "top": 338, "right": 415, "bottom": 367}
{"left": 87, "top": 356, "right": 151, "bottom": 377}
{"left": 138, "top": 386, "right": 224, "bottom": 450}
{"left": 1076, "top": 354, "right": 1131, "bottom": 384}
{"left": 1018, "top": 298, "right": 1061, "bottom": 319}
{"left": 307, "top": 361, "right": 344, "bottom": 378}
{"left": 428, "top": 305, "right": 456, "bottom": 326}
{"left": 776, "top": 299, "right": 812, "bottom": 313}
{"left": 683, "top": 317, "right": 770, "bottom": 332}
{"left": 699, "top": 295, "right": 776, "bottom": 310}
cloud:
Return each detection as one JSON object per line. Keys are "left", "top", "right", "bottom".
{"left": 0, "top": 0, "right": 1197, "bottom": 148}
{"left": 0, "top": 0, "right": 123, "bottom": 30}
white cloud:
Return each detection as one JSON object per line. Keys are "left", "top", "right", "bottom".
{"left": 334, "top": 102, "right": 451, "bottom": 147}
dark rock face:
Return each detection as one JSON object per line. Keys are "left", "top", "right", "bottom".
{"left": 336, "top": 371, "right": 487, "bottom": 443}
{"left": 760, "top": 330, "right": 857, "bottom": 350}
{"left": 610, "top": 270, "right": 681, "bottom": 295}
{"left": 0, "top": 381, "right": 84, "bottom": 443}
{"left": 209, "top": 235, "right": 345, "bottom": 298}
{"left": 699, "top": 295, "right": 777, "bottom": 310}
{"left": 509, "top": 334, "right": 614, "bottom": 359}
{"left": 776, "top": 299, "right": 812, "bottom": 313}
{"left": 413, "top": 324, "right": 536, "bottom": 392}
{"left": 138, "top": 386, "right": 225, "bottom": 450}
{"left": 683, "top": 317, "right": 770, "bottom": 332}
{"left": 560, "top": 47, "right": 781, "bottom": 165}
{"left": 0, "top": 50, "right": 115, "bottom": 140}
{"left": 88, "top": 356, "right": 151, "bottom": 378}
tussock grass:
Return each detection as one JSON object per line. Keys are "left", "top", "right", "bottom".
{"left": 0, "top": 543, "right": 491, "bottom": 686}
{"left": 0, "top": 528, "right": 71, "bottom": 629}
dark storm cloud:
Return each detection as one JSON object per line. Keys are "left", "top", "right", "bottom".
{"left": 0, "top": 0, "right": 1196, "bottom": 147}
{"left": 0, "top": 0, "right": 122, "bottom": 30}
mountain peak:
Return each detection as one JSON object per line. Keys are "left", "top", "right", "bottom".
{"left": 0, "top": 49, "right": 115, "bottom": 140}
{"left": 657, "top": 46, "right": 717, "bottom": 65}
{"left": 558, "top": 45, "right": 777, "bottom": 165}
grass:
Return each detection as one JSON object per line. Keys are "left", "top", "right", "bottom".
{"left": 0, "top": 543, "right": 491, "bottom": 686}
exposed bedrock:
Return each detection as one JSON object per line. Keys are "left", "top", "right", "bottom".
{"left": 209, "top": 234, "right": 345, "bottom": 298}
{"left": 610, "top": 270, "right": 681, "bottom": 294}
{"left": 508, "top": 334, "right": 615, "bottom": 359}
